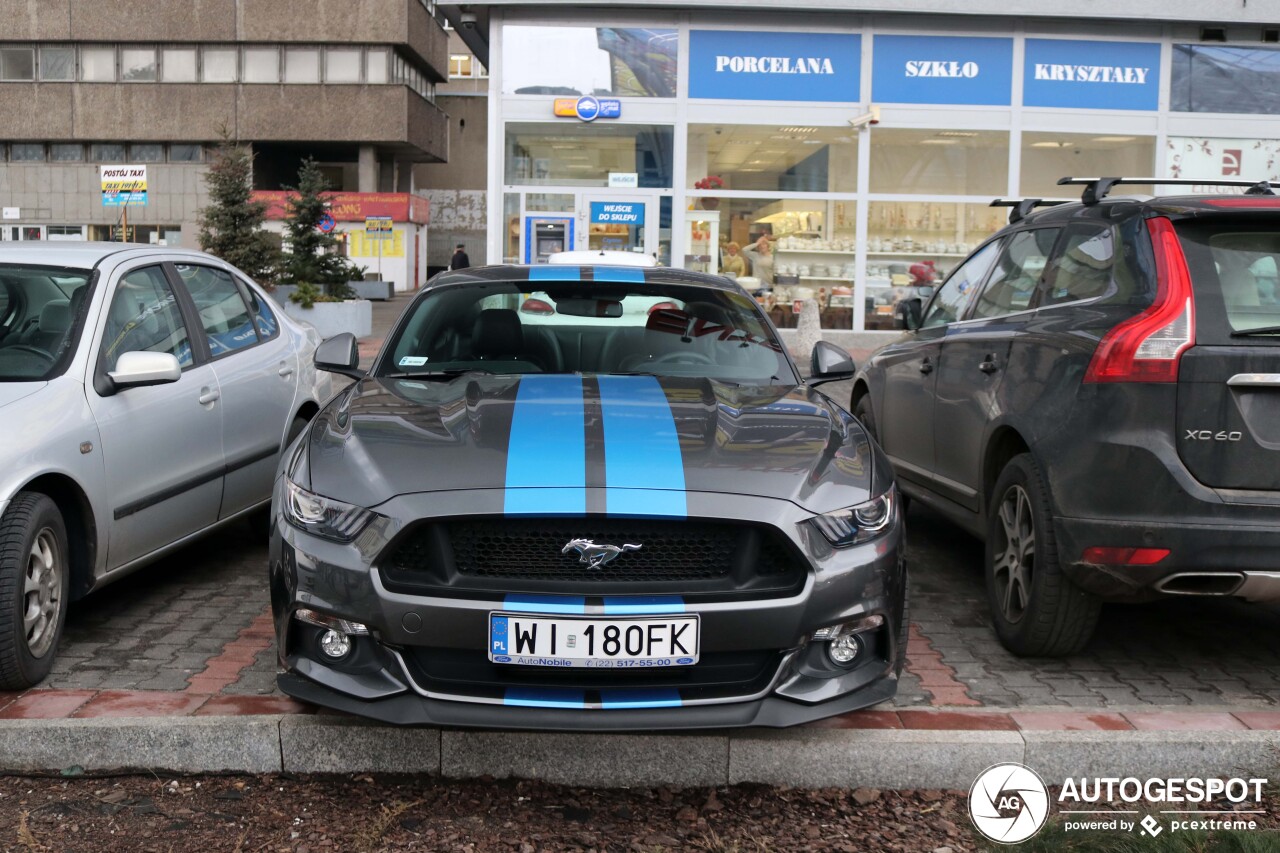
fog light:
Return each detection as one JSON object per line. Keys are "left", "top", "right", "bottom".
{"left": 319, "top": 629, "right": 352, "bottom": 659}
{"left": 828, "top": 632, "right": 862, "bottom": 665}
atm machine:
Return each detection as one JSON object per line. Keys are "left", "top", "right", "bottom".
{"left": 524, "top": 217, "right": 575, "bottom": 264}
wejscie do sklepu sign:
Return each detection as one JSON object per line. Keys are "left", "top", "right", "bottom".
{"left": 872, "top": 35, "right": 1013, "bottom": 105}
{"left": 1024, "top": 39, "right": 1160, "bottom": 110}
{"left": 590, "top": 202, "right": 644, "bottom": 225}
{"left": 689, "top": 31, "right": 861, "bottom": 102}
{"left": 100, "top": 165, "right": 148, "bottom": 206}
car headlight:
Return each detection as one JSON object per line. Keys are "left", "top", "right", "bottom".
{"left": 810, "top": 485, "right": 896, "bottom": 547}
{"left": 284, "top": 480, "right": 375, "bottom": 542}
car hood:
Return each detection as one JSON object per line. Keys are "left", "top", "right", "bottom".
{"left": 303, "top": 374, "right": 877, "bottom": 514}
{"left": 0, "top": 382, "right": 47, "bottom": 411}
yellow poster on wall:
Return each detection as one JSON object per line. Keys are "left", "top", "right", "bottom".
{"left": 349, "top": 229, "right": 404, "bottom": 258}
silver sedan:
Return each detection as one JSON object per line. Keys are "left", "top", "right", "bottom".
{"left": 0, "top": 242, "right": 335, "bottom": 688}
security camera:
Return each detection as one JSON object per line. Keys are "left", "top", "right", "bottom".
{"left": 460, "top": 10, "right": 477, "bottom": 28}
{"left": 848, "top": 105, "right": 881, "bottom": 130}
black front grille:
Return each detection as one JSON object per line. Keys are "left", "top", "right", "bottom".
{"left": 380, "top": 518, "right": 807, "bottom": 598}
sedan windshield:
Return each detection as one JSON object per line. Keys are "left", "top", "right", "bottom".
{"left": 381, "top": 279, "right": 794, "bottom": 385}
{"left": 0, "top": 264, "right": 93, "bottom": 381}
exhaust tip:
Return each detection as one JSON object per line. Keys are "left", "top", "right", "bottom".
{"left": 1156, "top": 572, "right": 1245, "bottom": 597}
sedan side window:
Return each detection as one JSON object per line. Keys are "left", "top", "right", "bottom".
{"left": 970, "top": 228, "right": 1062, "bottom": 320}
{"left": 101, "top": 267, "right": 193, "bottom": 372}
{"left": 238, "top": 278, "right": 279, "bottom": 339}
{"left": 1042, "top": 225, "right": 1120, "bottom": 306}
{"left": 174, "top": 264, "right": 260, "bottom": 357}
{"left": 921, "top": 240, "right": 1002, "bottom": 328}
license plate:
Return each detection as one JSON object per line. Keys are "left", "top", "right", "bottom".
{"left": 487, "top": 613, "right": 699, "bottom": 668}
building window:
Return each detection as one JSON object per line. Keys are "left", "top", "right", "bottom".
{"left": 449, "top": 53, "right": 473, "bottom": 77}
{"left": 80, "top": 46, "right": 115, "bottom": 81}
{"left": 169, "top": 143, "right": 203, "bottom": 162}
{"left": 50, "top": 144, "right": 84, "bottom": 161}
{"left": 1019, "top": 132, "right": 1156, "bottom": 196}
{"left": 505, "top": 122, "right": 674, "bottom": 188}
{"left": 687, "top": 124, "right": 858, "bottom": 194}
{"left": 39, "top": 46, "right": 74, "bottom": 80}
{"left": 326, "top": 48, "right": 361, "bottom": 83}
{"left": 90, "top": 143, "right": 127, "bottom": 162}
{"left": 868, "top": 129, "right": 1010, "bottom": 195}
{"left": 283, "top": 47, "right": 320, "bottom": 83}
{"left": 1172, "top": 44, "right": 1280, "bottom": 114}
{"left": 243, "top": 47, "right": 279, "bottom": 83}
{"left": 0, "top": 47, "right": 35, "bottom": 81}
{"left": 366, "top": 48, "right": 388, "bottom": 83}
{"left": 502, "top": 26, "right": 677, "bottom": 97}
{"left": 121, "top": 47, "right": 157, "bottom": 81}
{"left": 130, "top": 143, "right": 164, "bottom": 162}
{"left": 202, "top": 46, "right": 237, "bottom": 82}
{"left": 162, "top": 47, "right": 197, "bottom": 82}
{"left": 10, "top": 144, "right": 44, "bottom": 161}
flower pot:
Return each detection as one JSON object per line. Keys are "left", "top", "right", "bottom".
{"left": 281, "top": 298, "right": 373, "bottom": 339}
{"left": 700, "top": 197, "right": 720, "bottom": 210}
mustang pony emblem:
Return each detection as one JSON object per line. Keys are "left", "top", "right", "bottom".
{"left": 562, "top": 539, "right": 642, "bottom": 569}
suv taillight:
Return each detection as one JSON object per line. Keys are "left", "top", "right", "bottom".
{"left": 1083, "top": 216, "right": 1195, "bottom": 384}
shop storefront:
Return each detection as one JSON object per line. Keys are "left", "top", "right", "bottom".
{"left": 487, "top": 11, "right": 1280, "bottom": 332}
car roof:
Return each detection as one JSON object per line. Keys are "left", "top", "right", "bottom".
{"left": 548, "top": 250, "right": 656, "bottom": 267}
{"left": 0, "top": 240, "right": 224, "bottom": 270}
{"left": 426, "top": 264, "right": 744, "bottom": 293}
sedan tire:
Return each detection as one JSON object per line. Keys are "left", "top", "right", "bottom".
{"left": 0, "top": 492, "right": 70, "bottom": 689}
{"left": 985, "top": 454, "right": 1099, "bottom": 657}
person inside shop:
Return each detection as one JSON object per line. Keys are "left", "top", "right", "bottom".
{"left": 450, "top": 243, "right": 471, "bottom": 270}
{"left": 721, "top": 241, "right": 748, "bottom": 278}
{"left": 742, "top": 234, "right": 775, "bottom": 286}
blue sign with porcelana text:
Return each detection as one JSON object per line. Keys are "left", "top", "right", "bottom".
{"left": 689, "top": 30, "right": 861, "bottom": 102}
{"left": 1023, "top": 39, "right": 1160, "bottom": 110}
{"left": 872, "top": 35, "right": 1013, "bottom": 105}
{"left": 590, "top": 202, "right": 644, "bottom": 225}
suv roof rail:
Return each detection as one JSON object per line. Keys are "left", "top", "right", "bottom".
{"left": 1057, "top": 176, "right": 1277, "bottom": 205}
{"left": 990, "top": 198, "right": 1073, "bottom": 224}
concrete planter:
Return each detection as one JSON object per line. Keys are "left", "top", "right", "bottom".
{"left": 349, "top": 280, "right": 394, "bottom": 301}
{"left": 281, "top": 299, "right": 373, "bottom": 339}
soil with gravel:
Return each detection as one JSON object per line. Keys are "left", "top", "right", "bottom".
{"left": 0, "top": 773, "right": 976, "bottom": 852}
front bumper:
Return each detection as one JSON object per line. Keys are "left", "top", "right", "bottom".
{"left": 269, "top": 487, "right": 906, "bottom": 730}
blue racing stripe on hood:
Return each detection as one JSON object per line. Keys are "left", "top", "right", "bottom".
{"left": 530, "top": 266, "right": 580, "bottom": 281}
{"left": 594, "top": 266, "right": 646, "bottom": 283}
{"left": 504, "top": 375, "right": 586, "bottom": 515}
{"left": 597, "top": 375, "right": 687, "bottom": 517}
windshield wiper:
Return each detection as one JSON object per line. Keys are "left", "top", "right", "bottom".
{"left": 1230, "top": 326, "right": 1280, "bottom": 337}
{"left": 380, "top": 368, "right": 495, "bottom": 380}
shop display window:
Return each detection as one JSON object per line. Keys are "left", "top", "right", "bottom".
{"left": 1172, "top": 44, "right": 1280, "bottom": 114}
{"left": 1020, "top": 132, "right": 1155, "bottom": 196}
{"left": 869, "top": 128, "right": 1009, "bottom": 195}
{"left": 505, "top": 122, "right": 673, "bottom": 188}
{"left": 686, "top": 125, "right": 857, "bottom": 193}
{"left": 502, "top": 26, "right": 677, "bottom": 97}
{"left": 503, "top": 193, "right": 522, "bottom": 264}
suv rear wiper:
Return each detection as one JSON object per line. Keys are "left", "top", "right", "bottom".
{"left": 380, "top": 368, "right": 496, "bottom": 380}
{"left": 1230, "top": 326, "right": 1280, "bottom": 337}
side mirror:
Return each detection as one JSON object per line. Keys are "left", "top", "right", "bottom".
{"left": 895, "top": 298, "right": 923, "bottom": 331}
{"left": 315, "top": 332, "right": 364, "bottom": 379}
{"left": 108, "top": 351, "right": 182, "bottom": 389}
{"left": 808, "top": 340, "right": 857, "bottom": 385}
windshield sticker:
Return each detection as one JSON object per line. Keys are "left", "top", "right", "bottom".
{"left": 398, "top": 356, "right": 429, "bottom": 367}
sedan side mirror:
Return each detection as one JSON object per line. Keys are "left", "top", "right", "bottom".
{"left": 108, "top": 351, "right": 182, "bottom": 389}
{"left": 808, "top": 340, "right": 857, "bottom": 385}
{"left": 315, "top": 332, "right": 364, "bottom": 380}
{"left": 895, "top": 298, "right": 923, "bottom": 331}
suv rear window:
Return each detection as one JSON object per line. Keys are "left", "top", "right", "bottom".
{"left": 1176, "top": 222, "right": 1280, "bottom": 342}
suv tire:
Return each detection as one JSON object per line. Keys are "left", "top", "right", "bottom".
{"left": 0, "top": 492, "right": 70, "bottom": 689}
{"left": 985, "top": 454, "right": 1099, "bottom": 657}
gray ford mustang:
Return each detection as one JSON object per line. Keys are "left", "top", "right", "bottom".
{"left": 269, "top": 265, "right": 906, "bottom": 729}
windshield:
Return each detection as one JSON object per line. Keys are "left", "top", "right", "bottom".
{"left": 0, "top": 264, "right": 93, "bottom": 381}
{"left": 381, "top": 280, "right": 795, "bottom": 385}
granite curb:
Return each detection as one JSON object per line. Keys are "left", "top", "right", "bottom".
{"left": 4, "top": 716, "right": 1280, "bottom": 788}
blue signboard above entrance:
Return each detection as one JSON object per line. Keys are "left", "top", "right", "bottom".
{"left": 1023, "top": 39, "right": 1161, "bottom": 110}
{"left": 872, "top": 35, "right": 1013, "bottom": 105}
{"left": 689, "top": 30, "right": 861, "bottom": 102}
{"left": 590, "top": 202, "right": 645, "bottom": 225}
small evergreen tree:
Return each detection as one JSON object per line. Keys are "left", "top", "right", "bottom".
{"left": 197, "top": 133, "right": 279, "bottom": 284}
{"left": 280, "top": 158, "right": 360, "bottom": 299}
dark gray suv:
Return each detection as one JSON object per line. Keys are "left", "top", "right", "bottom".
{"left": 852, "top": 177, "right": 1280, "bottom": 656}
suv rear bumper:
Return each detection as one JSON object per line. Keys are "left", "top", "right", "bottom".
{"left": 1055, "top": 515, "right": 1280, "bottom": 601}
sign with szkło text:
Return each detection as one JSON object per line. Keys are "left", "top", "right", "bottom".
{"left": 872, "top": 35, "right": 1013, "bottom": 105}
{"left": 689, "top": 30, "right": 861, "bottom": 102}
{"left": 1023, "top": 39, "right": 1161, "bottom": 110}
{"left": 590, "top": 202, "right": 645, "bottom": 225}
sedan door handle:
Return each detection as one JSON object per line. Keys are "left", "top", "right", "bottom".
{"left": 979, "top": 354, "right": 1000, "bottom": 374}
{"left": 278, "top": 365, "right": 295, "bottom": 378}
{"left": 919, "top": 357, "right": 934, "bottom": 375}
{"left": 198, "top": 388, "right": 220, "bottom": 405}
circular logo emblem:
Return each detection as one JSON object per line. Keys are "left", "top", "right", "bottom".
{"left": 575, "top": 95, "right": 601, "bottom": 122}
{"left": 968, "top": 763, "right": 1050, "bottom": 845}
